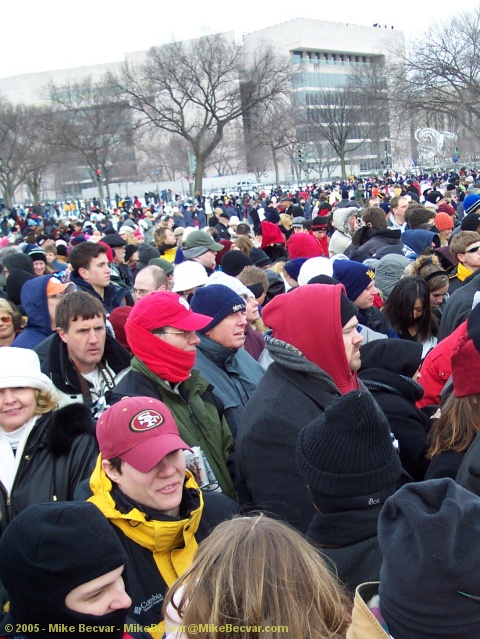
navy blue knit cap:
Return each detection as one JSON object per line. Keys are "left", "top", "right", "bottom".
{"left": 379, "top": 479, "right": 480, "bottom": 638}
{"left": 190, "top": 284, "right": 246, "bottom": 333}
{"left": 284, "top": 258, "right": 308, "bottom": 282}
{"left": 332, "top": 259, "right": 375, "bottom": 302}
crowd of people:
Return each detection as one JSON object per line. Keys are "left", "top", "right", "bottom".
{"left": 2, "top": 168, "right": 480, "bottom": 638}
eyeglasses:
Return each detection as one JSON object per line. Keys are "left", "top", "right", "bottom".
{"left": 47, "top": 293, "right": 66, "bottom": 300}
{"left": 152, "top": 329, "right": 195, "bottom": 340}
{"left": 464, "top": 245, "right": 480, "bottom": 254}
{"left": 0, "top": 315, "right": 12, "bottom": 323}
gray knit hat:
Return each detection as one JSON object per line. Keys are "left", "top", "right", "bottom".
{"left": 374, "top": 253, "right": 409, "bottom": 300}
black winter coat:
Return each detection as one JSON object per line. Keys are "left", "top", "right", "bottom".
{"left": 235, "top": 361, "right": 341, "bottom": 533}
{"left": 0, "top": 403, "right": 98, "bottom": 537}
{"left": 358, "top": 369, "right": 430, "bottom": 480}
{"left": 306, "top": 507, "right": 383, "bottom": 598}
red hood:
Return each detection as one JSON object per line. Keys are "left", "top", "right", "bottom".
{"left": 263, "top": 283, "right": 360, "bottom": 394}
{"left": 260, "top": 221, "right": 286, "bottom": 248}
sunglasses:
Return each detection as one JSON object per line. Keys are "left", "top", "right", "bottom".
{"left": 0, "top": 315, "right": 12, "bottom": 323}
{"left": 464, "top": 245, "right": 480, "bottom": 254}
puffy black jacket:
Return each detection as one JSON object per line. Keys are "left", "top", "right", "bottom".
{"left": 0, "top": 403, "right": 98, "bottom": 538}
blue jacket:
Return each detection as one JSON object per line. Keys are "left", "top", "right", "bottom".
{"left": 12, "top": 275, "right": 56, "bottom": 349}
{"left": 401, "top": 229, "right": 439, "bottom": 257}
{"left": 194, "top": 334, "right": 264, "bottom": 438}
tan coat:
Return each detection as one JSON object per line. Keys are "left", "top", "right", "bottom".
{"left": 346, "top": 582, "right": 392, "bottom": 639}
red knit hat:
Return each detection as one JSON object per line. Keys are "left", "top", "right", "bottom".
{"left": 434, "top": 212, "right": 454, "bottom": 232}
{"left": 437, "top": 203, "right": 456, "bottom": 217}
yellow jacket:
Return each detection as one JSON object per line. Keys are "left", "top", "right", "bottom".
{"left": 88, "top": 456, "right": 204, "bottom": 639}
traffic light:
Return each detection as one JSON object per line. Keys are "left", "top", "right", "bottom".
{"left": 455, "top": 147, "right": 460, "bottom": 156}
{"left": 95, "top": 169, "right": 101, "bottom": 181}
{"left": 298, "top": 148, "right": 303, "bottom": 163}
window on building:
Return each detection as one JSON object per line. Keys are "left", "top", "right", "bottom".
{"left": 293, "top": 51, "right": 302, "bottom": 64}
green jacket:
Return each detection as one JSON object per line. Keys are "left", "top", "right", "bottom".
{"left": 109, "top": 357, "right": 236, "bottom": 499}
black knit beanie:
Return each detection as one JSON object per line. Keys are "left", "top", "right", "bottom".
{"left": 296, "top": 391, "right": 401, "bottom": 512}
{"left": 379, "top": 479, "right": 480, "bottom": 638}
{"left": 27, "top": 247, "right": 47, "bottom": 264}
{"left": 0, "top": 502, "right": 128, "bottom": 639}
{"left": 359, "top": 339, "right": 423, "bottom": 378}
{"left": 340, "top": 292, "right": 358, "bottom": 327}
{"left": 221, "top": 250, "right": 252, "bottom": 277}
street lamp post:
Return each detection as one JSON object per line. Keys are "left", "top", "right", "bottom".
{"left": 380, "top": 137, "right": 390, "bottom": 172}
{"left": 152, "top": 169, "right": 159, "bottom": 194}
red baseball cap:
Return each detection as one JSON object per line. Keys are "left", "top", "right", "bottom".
{"left": 127, "top": 290, "right": 212, "bottom": 332}
{"left": 97, "top": 396, "right": 192, "bottom": 472}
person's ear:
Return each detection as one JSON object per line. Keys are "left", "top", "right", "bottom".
{"left": 57, "top": 327, "right": 68, "bottom": 343}
{"left": 102, "top": 459, "right": 121, "bottom": 482}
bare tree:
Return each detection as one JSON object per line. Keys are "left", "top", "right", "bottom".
{"left": 18, "top": 106, "right": 57, "bottom": 203}
{"left": 384, "top": 9, "right": 480, "bottom": 149}
{"left": 303, "top": 87, "right": 375, "bottom": 179}
{"left": 0, "top": 100, "right": 32, "bottom": 207}
{"left": 42, "top": 77, "right": 134, "bottom": 204}
{"left": 206, "top": 121, "right": 246, "bottom": 177}
{"left": 115, "top": 34, "right": 292, "bottom": 194}
{"left": 248, "top": 93, "right": 298, "bottom": 184}
{"left": 308, "top": 141, "right": 339, "bottom": 180}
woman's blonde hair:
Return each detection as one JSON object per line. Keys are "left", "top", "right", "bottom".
{"left": 0, "top": 298, "right": 23, "bottom": 331}
{"left": 120, "top": 226, "right": 140, "bottom": 246}
{"left": 404, "top": 253, "right": 449, "bottom": 292}
{"left": 34, "top": 388, "right": 59, "bottom": 415}
{"left": 279, "top": 214, "right": 292, "bottom": 230}
{"left": 233, "top": 236, "right": 253, "bottom": 255}
{"left": 163, "top": 515, "right": 350, "bottom": 639}
{"left": 153, "top": 224, "right": 169, "bottom": 247}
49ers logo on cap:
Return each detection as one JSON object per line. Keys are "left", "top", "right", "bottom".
{"left": 130, "top": 409, "right": 165, "bottom": 432}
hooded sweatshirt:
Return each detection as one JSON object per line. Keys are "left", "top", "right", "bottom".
{"left": 12, "top": 274, "right": 55, "bottom": 349}
{"left": 329, "top": 207, "right": 358, "bottom": 256}
{"left": 262, "top": 283, "right": 361, "bottom": 394}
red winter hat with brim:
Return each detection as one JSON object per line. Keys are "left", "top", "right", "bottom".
{"left": 127, "top": 290, "right": 212, "bottom": 332}
{"left": 97, "top": 396, "right": 192, "bottom": 472}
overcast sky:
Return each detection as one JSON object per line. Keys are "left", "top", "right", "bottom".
{"left": 1, "top": 0, "right": 476, "bottom": 79}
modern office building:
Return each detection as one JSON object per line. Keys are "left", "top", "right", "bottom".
{"left": 243, "top": 19, "right": 406, "bottom": 175}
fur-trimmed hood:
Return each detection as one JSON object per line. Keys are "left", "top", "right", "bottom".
{"left": 39, "top": 402, "right": 94, "bottom": 456}
{"left": 332, "top": 206, "right": 358, "bottom": 238}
